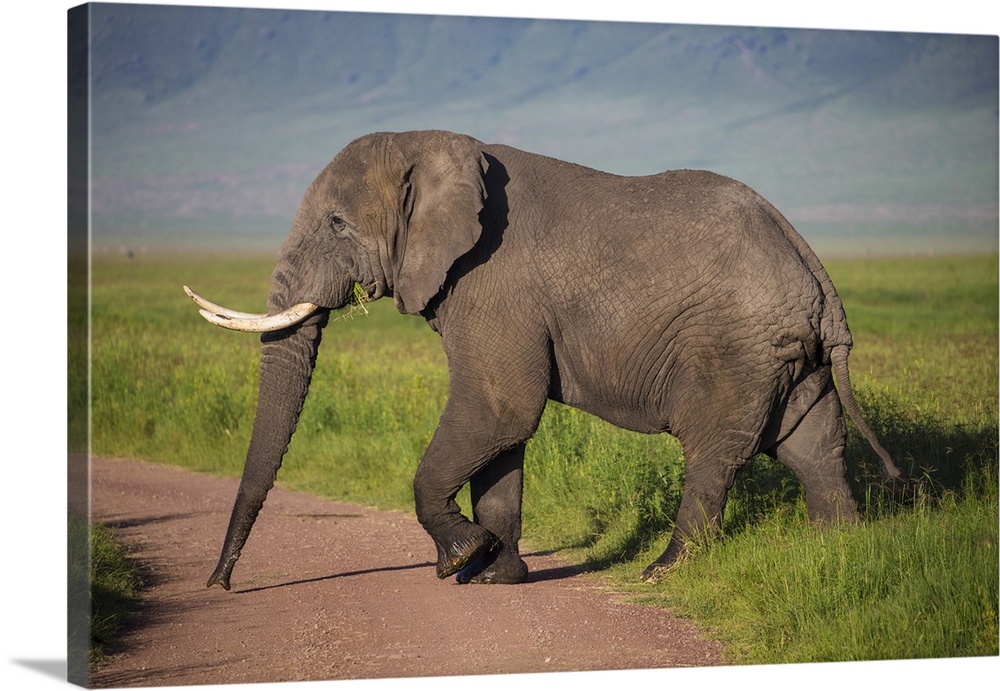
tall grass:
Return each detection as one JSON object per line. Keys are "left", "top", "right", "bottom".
{"left": 89, "top": 252, "right": 998, "bottom": 663}
{"left": 69, "top": 513, "right": 143, "bottom": 667}
{"left": 625, "top": 466, "right": 998, "bottom": 662}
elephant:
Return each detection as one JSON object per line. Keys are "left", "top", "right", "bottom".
{"left": 185, "top": 129, "right": 906, "bottom": 590}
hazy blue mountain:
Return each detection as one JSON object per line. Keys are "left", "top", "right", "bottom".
{"left": 82, "top": 4, "right": 998, "bottom": 256}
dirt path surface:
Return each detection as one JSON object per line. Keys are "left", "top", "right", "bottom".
{"left": 88, "top": 457, "right": 725, "bottom": 687}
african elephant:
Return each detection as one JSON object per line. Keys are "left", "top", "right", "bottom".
{"left": 186, "top": 129, "right": 905, "bottom": 590}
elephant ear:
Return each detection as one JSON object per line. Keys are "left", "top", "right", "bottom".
{"left": 390, "top": 131, "right": 488, "bottom": 315}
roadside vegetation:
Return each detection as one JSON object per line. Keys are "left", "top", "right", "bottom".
{"left": 89, "top": 252, "right": 998, "bottom": 663}
{"left": 69, "top": 513, "right": 143, "bottom": 667}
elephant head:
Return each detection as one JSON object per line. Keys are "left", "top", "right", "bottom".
{"left": 188, "top": 130, "right": 490, "bottom": 589}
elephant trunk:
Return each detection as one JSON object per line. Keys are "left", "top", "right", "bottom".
{"left": 194, "top": 212, "right": 358, "bottom": 589}
{"left": 207, "top": 310, "right": 329, "bottom": 589}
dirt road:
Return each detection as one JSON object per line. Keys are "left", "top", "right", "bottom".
{"left": 88, "top": 457, "right": 725, "bottom": 687}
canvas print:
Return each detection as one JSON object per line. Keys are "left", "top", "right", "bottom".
{"left": 67, "top": 2, "right": 999, "bottom": 688}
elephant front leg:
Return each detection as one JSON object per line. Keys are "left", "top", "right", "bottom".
{"left": 414, "top": 326, "right": 549, "bottom": 581}
{"left": 414, "top": 459, "right": 498, "bottom": 579}
{"left": 412, "top": 418, "right": 504, "bottom": 579}
{"left": 413, "top": 387, "right": 546, "bottom": 579}
{"left": 457, "top": 444, "right": 529, "bottom": 584}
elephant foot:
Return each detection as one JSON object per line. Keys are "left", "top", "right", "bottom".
{"left": 455, "top": 544, "right": 528, "bottom": 585}
{"left": 639, "top": 563, "right": 673, "bottom": 584}
{"left": 433, "top": 522, "right": 498, "bottom": 580}
{"left": 640, "top": 541, "right": 687, "bottom": 583}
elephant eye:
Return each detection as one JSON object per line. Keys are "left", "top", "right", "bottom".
{"left": 329, "top": 214, "right": 350, "bottom": 235}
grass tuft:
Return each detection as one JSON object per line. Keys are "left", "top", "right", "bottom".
{"left": 70, "top": 514, "right": 143, "bottom": 668}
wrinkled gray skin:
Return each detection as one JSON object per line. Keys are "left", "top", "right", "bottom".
{"left": 204, "top": 129, "right": 904, "bottom": 590}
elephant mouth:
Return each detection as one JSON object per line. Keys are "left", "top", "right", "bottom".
{"left": 183, "top": 286, "right": 320, "bottom": 333}
{"left": 362, "top": 279, "right": 385, "bottom": 301}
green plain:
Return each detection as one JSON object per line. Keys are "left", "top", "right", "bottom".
{"left": 85, "top": 252, "right": 998, "bottom": 664}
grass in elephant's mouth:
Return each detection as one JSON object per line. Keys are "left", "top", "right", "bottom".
{"left": 332, "top": 282, "right": 372, "bottom": 322}
{"left": 86, "top": 252, "right": 998, "bottom": 665}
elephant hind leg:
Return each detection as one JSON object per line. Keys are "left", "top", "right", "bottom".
{"left": 768, "top": 379, "right": 858, "bottom": 523}
{"left": 641, "top": 367, "right": 778, "bottom": 582}
{"left": 641, "top": 442, "right": 747, "bottom": 583}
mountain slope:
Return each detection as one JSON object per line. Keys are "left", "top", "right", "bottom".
{"left": 83, "top": 5, "right": 998, "bottom": 254}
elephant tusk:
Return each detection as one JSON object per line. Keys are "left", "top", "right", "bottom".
{"left": 183, "top": 285, "right": 262, "bottom": 319}
{"left": 183, "top": 285, "right": 319, "bottom": 333}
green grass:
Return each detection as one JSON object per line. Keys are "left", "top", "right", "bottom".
{"left": 616, "top": 465, "right": 998, "bottom": 662}
{"left": 87, "top": 252, "right": 998, "bottom": 664}
{"left": 69, "top": 513, "right": 143, "bottom": 668}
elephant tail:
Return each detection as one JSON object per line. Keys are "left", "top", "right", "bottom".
{"left": 830, "top": 344, "right": 905, "bottom": 483}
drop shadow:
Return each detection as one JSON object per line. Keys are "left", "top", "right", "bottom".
{"left": 98, "top": 512, "right": 197, "bottom": 532}
{"left": 233, "top": 547, "right": 608, "bottom": 592}
{"left": 233, "top": 560, "right": 436, "bottom": 593}
{"left": 11, "top": 659, "right": 67, "bottom": 682}
{"left": 843, "top": 402, "right": 998, "bottom": 508}
{"left": 518, "top": 549, "right": 605, "bottom": 582}
{"left": 524, "top": 562, "right": 596, "bottom": 583}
